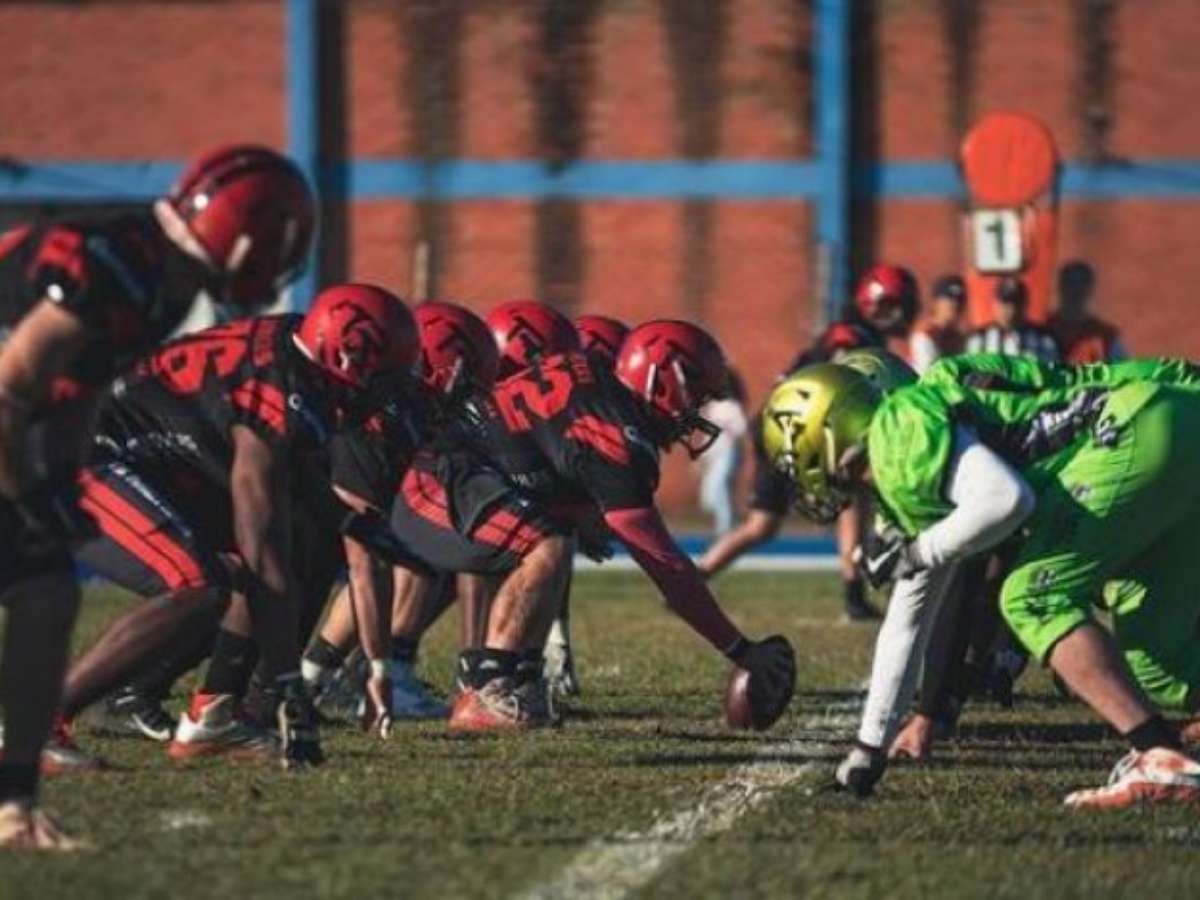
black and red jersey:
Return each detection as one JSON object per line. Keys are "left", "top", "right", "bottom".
{"left": 326, "top": 378, "right": 430, "bottom": 510}
{"left": 0, "top": 212, "right": 196, "bottom": 400}
{"left": 451, "top": 351, "right": 662, "bottom": 514}
{"left": 92, "top": 315, "right": 336, "bottom": 500}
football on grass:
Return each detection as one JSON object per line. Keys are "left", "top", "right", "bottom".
{"left": 724, "top": 666, "right": 757, "bottom": 730}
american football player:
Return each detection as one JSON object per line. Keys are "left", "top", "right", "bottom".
{"left": 0, "top": 144, "right": 314, "bottom": 848}
{"left": 763, "top": 354, "right": 1200, "bottom": 807}
{"left": 698, "top": 264, "right": 917, "bottom": 621}
{"left": 389, "top": 318, "right": 795, "bottom": 731}
{"left": 301, "top": 300, "right": 501, "bottom": 722}
{"left": 540, "top": 313, "right": 632, "bottom": 698}
{"left": 55, "top": 284, "right": 417, "bottom": 769}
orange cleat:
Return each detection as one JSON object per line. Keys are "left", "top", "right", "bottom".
{"left": 167, "top": 693, "right": 278, "bottom": 762}
{"left": 1064, "top": 748, "right": 1200, "bottom": 809}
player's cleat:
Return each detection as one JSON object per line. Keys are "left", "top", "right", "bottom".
{"left": 0, "top": 721, "right": 105, "bottom": 775}
{"left": 448, "top": 679, "right": 537, "bottom": 733}
{"left": 543, "top": 639, "right": 581, "bottom": 698}
{"left": 167, "top": 694, "right": 279, "bottom": 762}
{"left": 0, "top": 801, "right": 89, "bottom": 852}
{"left": 310, "top": 656, "right": 368, "bottom": 723}
{"left": 87, "top": 688, "right": 176, "bottom": 743}
{"left": 277, "top": 676, "right": 325, "bottom": 770}
{"left": 1064, "top": 748, "right": 1200, "bottom": 809}
{"left": 390, "top": 661, "right": 449, "bottom": 720}
{"left": 843, "top": 595, "right": 882, "bottom": 622}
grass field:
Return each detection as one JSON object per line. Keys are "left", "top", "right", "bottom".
{"left": 4, "top": 570, "right": 1199, "bottom": 899}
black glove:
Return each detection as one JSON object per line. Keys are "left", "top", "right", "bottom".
{"left": 857, "top": 526, "right": 922, "bottom": 589}
{"left": 728, "top": 635, "right": 797, "bottom": 730}
{"left": 339, "top": 508, "right": 434, "bottom": 576}
{"left": 14, "top": 469, "right": 96, "bottom": 554}
{"left": 275, "top": 674, "right": 325, "bottom": 770}
{"left": 835, "top": 740, "right": 886, "bottom": 797}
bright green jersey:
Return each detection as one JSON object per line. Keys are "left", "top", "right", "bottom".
{"left": 869, "top": 376, "right": 1162, "bottom": 535}
{"left": 922, "top": 353, "right": 1200, "bottom": 393}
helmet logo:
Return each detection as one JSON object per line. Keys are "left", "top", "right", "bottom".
{"left": 331, "top": 300, "right": 387, "bottom": 378}
{"left": 507, "top": 314, "right": 548, "bottom": 358}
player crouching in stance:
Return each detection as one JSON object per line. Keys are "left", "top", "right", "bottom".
{"left": 763, "top": 358, "right": 1200, "bottom": 808}
{"left": 0, "top": 143, "right": 314, "bottom": 849}
{"left": 390, "top": 317, "right": 796, "bottom": 731}
{"left": 55, "top": 284, "right": 418, "bottom": 769}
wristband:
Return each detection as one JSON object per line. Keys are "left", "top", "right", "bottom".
{"left": 368, "top": 659, "right": 390, "bottom": 680}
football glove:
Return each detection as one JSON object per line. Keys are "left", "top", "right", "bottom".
{"left": 727, "top": 635, "right": 797, "bottom": 729}
{"left": 835, "top": 741, "right": 886, "bottom": 797}
{"left": 856, "top": 526, "right": 922, "bottom": 589}
{"left": 14, "top": 468, "right": 96, "bottom": 555}
{"left": 275, "top": 674, "right": 325, "bottom": 770}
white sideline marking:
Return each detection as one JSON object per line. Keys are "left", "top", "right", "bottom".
{"left": 515, "top": 698, "right": 862, "bottom": 900}
{"left": 160, "top": 810, "right": 212, "bottom": 831}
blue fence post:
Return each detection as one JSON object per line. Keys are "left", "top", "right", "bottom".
{"left": 813, "top": 0, "right": 852, "bottom": 326}
{"left": 286, "top": 0, "right": 320, "bottom": 312}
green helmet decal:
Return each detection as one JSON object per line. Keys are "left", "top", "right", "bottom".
{"left": 762, "top": 363, "right": 881, "bottom": 523}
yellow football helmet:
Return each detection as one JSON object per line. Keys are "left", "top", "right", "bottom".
{"left": 835, "top": 347, "right": 917, "bottom": 394}
{"left": 762, "top": 363, "right": 881, "bottom": 522}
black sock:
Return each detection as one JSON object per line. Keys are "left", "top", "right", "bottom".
{"left": 844, "top": 577, "right": 866, "bottom": 608}
{"left": 391, "top": 635, "right": 420, "bottom": 665}
{"left": 0, "top": 763, "right": 39, "bottom": 805}
{"left": 458, "top": 648, "right": 518, "bottom": 690}
{"left": 515, "top": 648, "right": 544, "bottom": 686}
{"left": 201, "top": 629, "right": 258, "bottom": 697}
{"left": 303, "top": 637, "right": 348, "bottom": 671}
{"left": 1124, "top": 715, "right": 1181, "bottom": 752}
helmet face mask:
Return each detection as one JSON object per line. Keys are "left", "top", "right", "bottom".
{"left": 616, "top": 321, "right": 729, "bottom": 459}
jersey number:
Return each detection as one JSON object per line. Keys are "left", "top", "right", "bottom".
{"left": 154, "top": 321, "right": 253, "bottom": 395}
{"left": 495, "top": 365, "right": 574, "bottom": 432}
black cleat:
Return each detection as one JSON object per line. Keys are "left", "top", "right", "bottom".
{"left": 88, "top": 688, "right": 177, "bottom": 743}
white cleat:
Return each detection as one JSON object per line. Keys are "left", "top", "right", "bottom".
{"left": 167, "top": 694, "right": 279, "bottom": 762}
{"left": 0, "top": 801, "right": 89, "bottom": 851}
{"left": 1064, "top": 748, "right": 1200, "bottom": 809}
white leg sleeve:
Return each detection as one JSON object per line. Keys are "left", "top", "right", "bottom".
{"left": 856, "top": 564, "right": 959, "bottom": 750}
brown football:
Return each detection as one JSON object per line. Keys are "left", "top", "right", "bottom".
{"left": 724, "top": 666, "right": 756, "bottom": 730}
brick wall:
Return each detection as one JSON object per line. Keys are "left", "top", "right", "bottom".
{"left": 2, "top": 0, "right": 1198, "bottom": 513}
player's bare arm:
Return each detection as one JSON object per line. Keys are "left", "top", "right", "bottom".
{"left": 0, "top": 300, "right": 89, "bottom": 498}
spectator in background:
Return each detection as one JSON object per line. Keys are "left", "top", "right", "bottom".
{"left": 697, "top": 368, "right": 748, "bottom": 536}
{"left": 966, "top": 276, "right": 1060, "bottom": 362}
{"left": 1048, "top": 261, "right": 1126, "bottom": 363}
{"left": 909, "top": 274, "right": 967, "bottom": 373}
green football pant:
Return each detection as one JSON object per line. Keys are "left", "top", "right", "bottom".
{"left": 1000, "top": 386, "right": 1200, "bottom": 710}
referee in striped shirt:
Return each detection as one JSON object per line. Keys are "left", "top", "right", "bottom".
{"left": 965, "top": 275, "right": 1061, "bottom": 362}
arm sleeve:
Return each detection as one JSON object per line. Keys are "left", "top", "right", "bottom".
{"left": 857, "top": 564, "right": 959, "bottom": 748}
{"left": 912, "top": 426, "right": 1035, "bottom": 569}
{"left": 604, "top": 505, "right": 742, "bottom": 653}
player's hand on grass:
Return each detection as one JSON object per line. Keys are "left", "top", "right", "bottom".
{"left": 836, "top": 741, "right": 886, "bottom": 797}
{"left": 362, "top": 660, "right": 393, "bottom": 740}
{"left": 889, "top": 714, "right": 935, "bottom": 760}
{"left": 277, "top": 674, "right": 325, "bottom": 770}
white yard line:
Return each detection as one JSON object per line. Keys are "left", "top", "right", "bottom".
{"left": 514, "top": 696, "right": 862, "bottom": 900}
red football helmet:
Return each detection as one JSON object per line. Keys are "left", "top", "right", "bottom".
{"left": 295, "top": 283, "right": 418, "bottom": 389}
{"left": 575, "top": 314, "right": 630, "bottom": 368}
{"left": 853, "top": 264, "right": 918, "bottom": 336}
{"left": 414, "top": 301, "right": 500, "bottom": 396}
{"left": 158, "top": 144, "right": 316, "bottom": 312}
{"left": 615, "top": 319, "right": 729, "bottom": 457}
{"left": 486, "top": 300, "right": 581, "bottom": 378}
